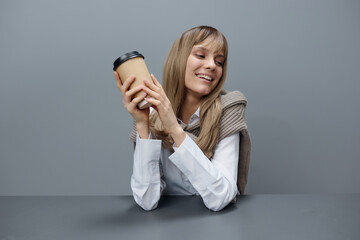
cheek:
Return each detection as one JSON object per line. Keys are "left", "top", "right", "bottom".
{"left": 216, "top": 68, "right": 223, "bottom": 81}
{"left": 187, "top": 56, "right": 202, "bottom": 70}
{"left": 185, "top": 58, "right": 199, "bottom": 81}
{"left": 185, "top": 59, "right": 193, "bottom": 76}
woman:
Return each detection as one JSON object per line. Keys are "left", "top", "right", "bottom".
{"left": 114, "top": 26, "right": 251, "bottom": 211}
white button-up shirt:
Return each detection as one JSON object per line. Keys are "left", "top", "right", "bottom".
{"left": 131, "top": 107, "right": 240, "bottom": 211}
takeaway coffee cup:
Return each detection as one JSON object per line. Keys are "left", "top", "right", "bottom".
{"left": 113, "top": 51, "right": 152, "bottom": 109}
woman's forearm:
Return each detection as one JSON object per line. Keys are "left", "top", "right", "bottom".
{"left": 169, "top": 125, "right": 186, "bottom": 147}
{"left": 136, "top": 121, "right": 149, "bottom": 139}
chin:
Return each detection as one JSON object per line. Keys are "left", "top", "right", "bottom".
{"left": 197, "top": 88, "right": 212, "bottom": 97}
{"left": 186, "top": 84, "right": 215, "bottom": 98}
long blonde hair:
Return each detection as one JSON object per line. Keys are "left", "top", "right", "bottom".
{"left": 150, "top": 26, "right": 228, "bottom": 158}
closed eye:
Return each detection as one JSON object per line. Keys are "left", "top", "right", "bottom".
{"left": 196, "top": 54, "right": 205, "bottom": 59}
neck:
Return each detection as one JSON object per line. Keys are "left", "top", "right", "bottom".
{"left": 180, "top": 93, "right": 201, "bottom": 125}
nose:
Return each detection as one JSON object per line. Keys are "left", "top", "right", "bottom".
{"left": 204, "top": 58, "right": 216, "bottom": 71}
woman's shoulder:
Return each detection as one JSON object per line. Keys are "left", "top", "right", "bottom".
{"left": 219, "top": 90, "right": 247, "bottom": 108}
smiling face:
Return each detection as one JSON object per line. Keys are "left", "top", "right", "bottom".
{"left": 184, "top": 37, "right": 225, "bottom": 100}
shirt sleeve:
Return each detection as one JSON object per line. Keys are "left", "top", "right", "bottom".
{"left": 169, "top": 133, "right": 239, "bottom": 211}
{"left": 130, "top": 133, "right": 166, "bottom": 211}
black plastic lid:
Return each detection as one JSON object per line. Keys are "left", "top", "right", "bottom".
{"left": 113, "top": 51, "right": 144, "bottom": 71}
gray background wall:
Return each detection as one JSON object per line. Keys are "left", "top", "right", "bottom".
{"left": 0, "top": 0, "right": 359, "bottom": 195}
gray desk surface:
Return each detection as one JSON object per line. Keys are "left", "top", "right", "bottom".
{"left": 1, "top": 194, "right": 359, "bottom": 240}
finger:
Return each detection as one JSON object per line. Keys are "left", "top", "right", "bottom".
{"left": 122, "top": 75, "right": 136, "bottom": 93}
{"left": 128, "top": 92, "right": 147, "bottom": 110}
{"left": 145, "top": 96, "right": 161, "bottom": 106}
{"left": 125, "top": 85, "right": 144, "bottom": 99}
{"left": 143, "top": 79, "right": 161, "bottom": 94}
{"left": 150, "top": 74, "right": 162, "bottom": 88}
{"left": 114, "top": 71, "right": 122, "bottom": 89}
{"left": 122, "top": 78, "right": 137, "bottom": 106}
{"left": 142, "top": 84, "right": 160, "bottom": 100}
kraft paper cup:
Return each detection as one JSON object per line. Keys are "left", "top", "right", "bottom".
{"left": 113, "top": 51, "right": 152, "bottom": 109}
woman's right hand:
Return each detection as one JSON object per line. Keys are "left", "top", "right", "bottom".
{"left": 114, "top": 71, "right": 150, "bottom": 138}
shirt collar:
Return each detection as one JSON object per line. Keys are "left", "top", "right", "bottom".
{"left": 194, "top": 107, "right": 200, "bottom": 118}
{"left": 177, "top": 106, "right": 200, "bottom": 127}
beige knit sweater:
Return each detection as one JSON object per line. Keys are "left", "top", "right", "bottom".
{"left": 129, "top": 90, "right": 251, "bottom": 195}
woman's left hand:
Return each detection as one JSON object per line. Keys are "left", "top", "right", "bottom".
{"left": 142, "top": 74, "right": 185, "bottom": 145}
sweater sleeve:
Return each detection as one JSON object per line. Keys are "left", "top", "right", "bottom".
{"left": 130, "top": 133, "right": 166, "bottom": 211}
{"left": 169, "top": 133, "right": 239, "bottom": 211}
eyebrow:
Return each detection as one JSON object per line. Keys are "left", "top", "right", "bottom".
{"left": 194, "top": 46, "right": 224, "bottom": 58}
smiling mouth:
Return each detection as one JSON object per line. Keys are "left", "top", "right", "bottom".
{"left": 195, "top": 74, "right": 213, "bottom": 81}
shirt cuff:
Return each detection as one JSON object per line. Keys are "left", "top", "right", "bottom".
{"left": 168, "top": 134, "right": 214, "bottom": 190}
{"left": 133, "top": 133, "right": 162, "bottom": 182}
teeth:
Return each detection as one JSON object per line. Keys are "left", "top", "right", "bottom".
{"left": 196, "top": 74, "right": 213, "bottom": 81}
